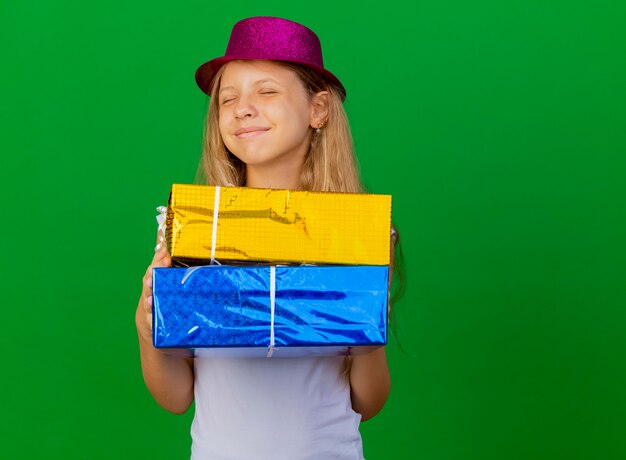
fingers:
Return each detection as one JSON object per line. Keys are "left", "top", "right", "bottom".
{"left": 144, "top": 295, "right": 153, "bottom": 316}
{"left": 152, "top": 245, "right": 172, "bottom": 268}
{"left": 138, "top": 245, "right": 172, "bottom": 337}
{"left": 136, "top": 293, "right": 154, "bottom": 340}
{"left": 141, "top": 269, "right": 153, "bottom": 298}
{"left": 141, "top": 247, "right": 172, "bottom": 299}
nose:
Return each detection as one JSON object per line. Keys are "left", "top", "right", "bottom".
{"left": 233, "top": 94, "right": 257, "bottom": 119}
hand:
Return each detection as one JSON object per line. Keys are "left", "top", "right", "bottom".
{"left": 135, "top": 244, "right": 194, "bottom": 414}
{"left": 136, "top": 246, "right": 172, "bottom": 342}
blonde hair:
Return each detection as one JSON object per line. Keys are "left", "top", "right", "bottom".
{"left": 194, "top": 61, "right": 363, "bottom": 193}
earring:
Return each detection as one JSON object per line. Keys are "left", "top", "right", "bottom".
{"left": 315, "top": 122, "right": 325, "bottom": 134}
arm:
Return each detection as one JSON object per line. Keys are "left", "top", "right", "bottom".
{"left": 349, "top": 235, "right": 396, "bottom": 420}
{"left": 349, "top": 346, "right": 391, "bottom": 421}
{"left": 136, "top": 246, "right": 195, "bottom": 414}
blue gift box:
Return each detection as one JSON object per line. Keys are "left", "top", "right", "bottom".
{"left": 152, "top": 265, "right": 388, "bottom": 357}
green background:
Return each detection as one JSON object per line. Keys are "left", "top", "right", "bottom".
{"left": 1, "top": 0, "right": 625, "bottom": 458}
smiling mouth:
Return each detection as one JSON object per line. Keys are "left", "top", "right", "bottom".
{"left": 235, "top": 127, "right": 270, "bottom": 138}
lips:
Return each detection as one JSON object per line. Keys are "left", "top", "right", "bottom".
{"left": 234, "top": 126, "right": 270, "bottom": 137}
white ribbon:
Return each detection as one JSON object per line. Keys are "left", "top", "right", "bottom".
{"left": 155, "top": 206, "right": 167, "bottom": 252}
{"left": 181, "top": 265, "right": 204, "bottom": 284}
{"left": 210, "top": 185, "right": 221, "bottom": 265}
{"left": 267, "top": 265, "right": 276, "bottom": 358}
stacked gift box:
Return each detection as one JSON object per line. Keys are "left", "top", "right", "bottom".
{"left": 152, "top": 184, "right": 392, "bottom": 357}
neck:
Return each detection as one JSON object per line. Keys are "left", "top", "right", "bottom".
{"left": 245, "top": 163, "right": 303, "bottom": 190}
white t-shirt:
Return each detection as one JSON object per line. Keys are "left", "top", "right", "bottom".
{"left": 190, "top": 355, "right": 364, "bottom": 460}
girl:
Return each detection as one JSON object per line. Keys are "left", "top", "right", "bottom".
{"left": 136, "top": 16, "right": 394, "bottom": 460}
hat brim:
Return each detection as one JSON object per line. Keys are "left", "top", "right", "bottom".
{"left": 195, "top": 57, "right": 346, "bottom": 100}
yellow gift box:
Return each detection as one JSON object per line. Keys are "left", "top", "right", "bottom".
{"left": 166, "top": 184, "right": 392, "bottom": 266}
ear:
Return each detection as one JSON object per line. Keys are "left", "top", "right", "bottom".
{"left": 309, "top": 91, "right": 329, "bottom": 129}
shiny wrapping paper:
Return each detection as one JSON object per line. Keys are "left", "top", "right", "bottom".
{"left": 152, "top": 265, "right": 388, "bottom": 357}
{"left": 166, "top": 184, "right": 392, "bottom": 266}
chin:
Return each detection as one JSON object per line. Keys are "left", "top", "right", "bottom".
{"left": 234, "top": 149, "right": 280, "bottom": 166}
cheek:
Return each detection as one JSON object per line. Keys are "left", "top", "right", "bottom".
{"left": 218, "top": 111, "right": 230, "bottom": 136}
{"left": 272, "top": 103, "right": 310, "bottom": 135}
{"left": 216, "top": 112, "right": 237, "bottom": 154}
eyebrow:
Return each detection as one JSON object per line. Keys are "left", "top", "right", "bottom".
{"left": 219, "top": 78, "right": 283, "bottom": 94}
